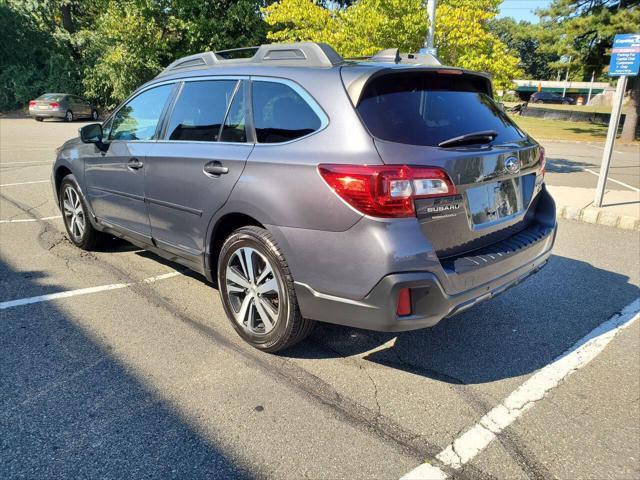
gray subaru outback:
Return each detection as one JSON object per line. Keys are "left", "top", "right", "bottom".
{"left": 52, "top": 42, "right": 556, "bottom": 352}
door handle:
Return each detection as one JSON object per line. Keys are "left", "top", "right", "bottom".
{"left": 203, "top": 161, "right": 229, "bottom": 177}
{"left": 128, "top": 158, "right": 144, "bottom": 170}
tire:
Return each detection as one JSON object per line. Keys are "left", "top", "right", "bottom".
{"left": 35, "top": 117, "right": 44, "bottom": 122}
{"left": 218, "top": 226, "right": 314, "bottom": 353}
{"left": 535, "top": 100, "right": 544, "bottom": 104}
{"left": 65, "top": 110, "right": 74, "bottom": 122}
{"left": 59, "top": 175, "right": 103, "bottom": 250}
{"left": 562, "top": 100, "right": 570, "bottom": 105}
{"left": 91, "top": 109, "right": 99, "bottom": 121}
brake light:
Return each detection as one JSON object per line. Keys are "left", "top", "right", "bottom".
{"left": 396, "top": 288, "right": 412, "bottom": 316}
{"left": 318, "top": 164, "right": 456, "bottom": 218}
{"left": 29, "top": 100, "right": 36, "bottom": 107}
{"left": 49, "top": 102, "right": 60, "bottom": 108}
{"left": 539, "top": 146, "right": 546, "bottom": 178}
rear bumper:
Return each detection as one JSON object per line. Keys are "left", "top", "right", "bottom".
{"left": 295, "top": 224, "right": 556, "bottom": 332}
{"left": 29, "top": 108, "right": 65, "bottom": 118}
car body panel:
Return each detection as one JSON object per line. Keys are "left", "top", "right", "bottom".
{"left": 52, "top": 49, "right": 556, "bottom": 332}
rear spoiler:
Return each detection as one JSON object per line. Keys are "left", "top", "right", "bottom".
{"left": 341, "top": 66, "right": 494, "bottom": 106}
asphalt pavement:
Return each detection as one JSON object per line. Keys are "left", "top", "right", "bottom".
{"left": 1, "top": 118, "right": 639, "bottom": 479}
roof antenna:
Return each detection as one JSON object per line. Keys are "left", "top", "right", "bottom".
{"left": 370, "top": 48, "right": 401, "bottom": 64}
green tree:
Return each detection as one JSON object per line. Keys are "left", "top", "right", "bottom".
{"left": 488, "top": 17, "right": 559, "bottom": 80}
{"left": 263, "top": 0, "right": 522, "bottom": 90}
{"left": 536, "top": 0, "right": 639, "bottom": 140}
{"left": 0, "top": 2, "right": 80, "bottom": 110}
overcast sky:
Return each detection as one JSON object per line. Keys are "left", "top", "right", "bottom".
{"left": 498, "top": 0, "right": 553, "bottom": 23}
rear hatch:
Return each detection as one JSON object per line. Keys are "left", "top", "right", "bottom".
{"left": 352, "top": 69, "right": 545, "bottom": 259}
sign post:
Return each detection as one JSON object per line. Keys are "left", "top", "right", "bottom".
{"left": 594, "top": 33, "right": 640, "bottom": 208}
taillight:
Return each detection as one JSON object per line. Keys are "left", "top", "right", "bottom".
{"left": 539, "top": 146, "right": 546, "bottom": 178}
{"left": 49, "top": 102, "right": 60, "bottom": 108}
{"left": 29, "top": 100, "right": 36, "bottom": 107}
{"left": 317, "top": 164, "right": 456, "bottom": 218}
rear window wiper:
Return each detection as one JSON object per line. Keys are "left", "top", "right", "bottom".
{"left": 438, "top": 130, "right": 498, "bottom": 148}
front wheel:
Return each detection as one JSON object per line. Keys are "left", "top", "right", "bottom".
{"left": 218, "top": 226, "right": 314, "bottom": 352}
{"left": 91, "top": 109, "right": 99, "bottom": 120}
{"left": 60, "top": 175, "right": 103, "bottom": 250}
{"left": 35, "top": 117, "right": 44, "bottom": 122}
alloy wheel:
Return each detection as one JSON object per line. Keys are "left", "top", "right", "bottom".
{"left": 62, "top": 186, "right": 86, "bottom": 241}
{"left": 225, "top": 247, "right": 280, "bottom": 335}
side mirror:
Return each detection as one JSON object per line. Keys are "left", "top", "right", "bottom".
{"left": 79, "top": 123, "right": 108, "bottom": 151}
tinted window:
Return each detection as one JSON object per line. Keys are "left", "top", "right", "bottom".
{"left": 110, "top": 84, "right": 173, "bottom": 141}
{"left": 166, "top": 80, "right": 237, "bottom": 141}
{"left": 220, "top": 84, "right": 247, "bottom": 143}
{"left": 357, "top": 72, "right": 524, "bottom": 147}
{"left": 38, "top": 94, "right": 65, "bottom": 101}
{"left": 252, "top": 81, "right": 321, "bottom": 143}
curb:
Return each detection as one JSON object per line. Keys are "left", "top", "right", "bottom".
{"left": 557, "top": 204, "right": 639, "bottom": 230}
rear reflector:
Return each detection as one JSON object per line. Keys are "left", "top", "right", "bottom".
{"left": 396, "top": 288, "right": 412, "bottom": 316}
{"left": 28, "top": 100, "right": 36, "bottom": 107}
{"left": 318, "top": 164, "right": 456, "bottom": 217}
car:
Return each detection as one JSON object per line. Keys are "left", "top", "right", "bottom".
{"left": 51, "top": 42, "right": 556, "bottom": 352}
{"left": 529, "top": 91, "right": 576, "bottom": 105}
{"left": 29, "top": 93, "right": 99, "bottom": 122}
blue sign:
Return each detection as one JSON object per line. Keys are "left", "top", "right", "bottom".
{"left": 609, "top": 33, "right": 640, "bottom": 76}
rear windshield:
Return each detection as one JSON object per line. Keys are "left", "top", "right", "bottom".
{"left": 37, "top": 94, "right": 65, "bottom": 101}
{"left": 356, "top": 72, "right": 524, "bottom": 147}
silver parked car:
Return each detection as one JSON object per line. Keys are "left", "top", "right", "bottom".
{"left": 51, "top": 42, "right": 556, "bottom": 352}
{"left": 29, "top": 93, "right": 99, "bottom": 122}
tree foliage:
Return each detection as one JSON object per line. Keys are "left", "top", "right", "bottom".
{"left": 1, "top": 0, "right": 269, "bottom": 110}
{"left": 536, "top": 0, "right": 640, "bottom": 80}
{"left": 263, "top": 0, "right": 522, "bottom": 90}
{"left": 488, "top": 18, "right": 559, "bottom": 80}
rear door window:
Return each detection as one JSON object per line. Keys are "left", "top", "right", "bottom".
{"left": 165, "top": 80, "right": 238, "bottom": 142}
{"left": 356, "top": 72, "right": 524, "bottom": 147}
{"left": 252, "top": 81, "right": 322, "bottom": 143}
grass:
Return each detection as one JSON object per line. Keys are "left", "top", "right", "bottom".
{"left": 525, "top": 103, "right": 615, "bottom": 114}
{"left": 509, "top": 115, "right": 610, "bottom": 142}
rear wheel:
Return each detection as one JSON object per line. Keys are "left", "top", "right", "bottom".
{"left": 218, "top": 226, "right": 314, "bottom": 352}
{"left": 35, "top": 117, "right": 44, "bottom": 122}
{"left": 562, "top": 100, "right": 570, "bottom": 105}
{"left": 91, "top": 109, "right": 99, "bottom": 121}
{"left": 535, "top": 99, "right": 544, "bottom": 104}
{"left": 60, "top": 175, "right": 103, "bottom": 250}
{"left": 65, "top": 110, "right": 74, "bottom": 122}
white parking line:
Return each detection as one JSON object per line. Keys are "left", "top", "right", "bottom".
{"left": 0, "top": 272, "right": 181, "bottom": 310}
{"left": 583, "top": 168, "right": 639, "bottom": 192}
{"left": 0, "top": 161, "right": 52, "bottom": 166}
{"left": 401, "top": 297, "right": 640, "bottom": 480}
{"left": 0, "top": 216, "right": 62, "bottom": 224}
{"left": 0, "top": 180, "right": 49, "bottom": 187}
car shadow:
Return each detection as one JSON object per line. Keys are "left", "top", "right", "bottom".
{"left": 0, "top": 257, "right": 249, "bottom": 479}
{"left": 284, "top": 254, "right": 639, "bottom": 385}
{"left": 545, "top": 157, "right": 595, "bottom": 173}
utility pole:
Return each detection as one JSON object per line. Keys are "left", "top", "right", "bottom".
{"left": 562, "top": 56, "right": 572, "bottom": 97}
{"left": 422, "top": 0, "right": 437, "bottom": 55}
{"left": 586, "top": 71, "right": 595, "bottom": 105}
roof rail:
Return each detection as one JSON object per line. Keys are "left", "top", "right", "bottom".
{"left": 361, "top": 48, "right": 442, "bottom": 66}
{"left": 156, "top": 42, "right": 344, "bottom": 77}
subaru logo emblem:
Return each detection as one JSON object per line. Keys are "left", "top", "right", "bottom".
{"left": 505, "top": 156, "right": 520, "bottom": 174}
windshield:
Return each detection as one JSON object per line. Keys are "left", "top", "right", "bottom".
{"left": 356, "top": 73, "right": 525, "bottom": 147}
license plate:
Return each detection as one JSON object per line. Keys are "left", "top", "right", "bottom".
{"left": 38, "top": 105, "right": 50, "bottom": 109}
{"left": 467, "top": 177, "right": 526, "bottom": 226}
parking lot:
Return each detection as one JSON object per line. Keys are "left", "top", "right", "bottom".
{"left": 1, "top": 117, "right": 639, "bottom": 479}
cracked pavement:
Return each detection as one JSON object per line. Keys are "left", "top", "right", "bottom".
{"left": 1, "top": 118, "right": 639, "bottom": 479}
